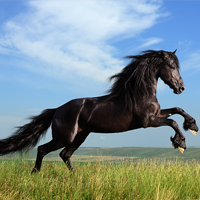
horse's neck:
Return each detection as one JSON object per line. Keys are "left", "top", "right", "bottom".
{"left": 151, "top": 79, "right": 158, "bottom": 97}
{"left": 145, "top": 72, "right": 158, "bottom": 97}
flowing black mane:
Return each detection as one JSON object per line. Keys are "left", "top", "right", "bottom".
{"left": 106, "top": 50, "right": 179, "bottom": 111}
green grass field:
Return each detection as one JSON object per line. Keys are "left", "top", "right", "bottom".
{"left": 1, "top": 147, "right": 200, "bottom": 199}
{"left": 0, "top": 158, "right": 200, "bottom": 199}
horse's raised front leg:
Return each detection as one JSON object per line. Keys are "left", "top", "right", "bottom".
{"left": 148, "top": 115, "right": 186, "bottom": 153}
{"left": 159, "top": 107, "right": 199, "bottom": 135}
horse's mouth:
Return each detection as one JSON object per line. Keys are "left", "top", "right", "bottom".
{"left": 173, "top": 88, "right": 181, "bottom": 94}
{"left": 173, "top": 88, "right": 183, "bottom": 94}
{"left": 165, "top": 81, "right": 182, "bottom": 94}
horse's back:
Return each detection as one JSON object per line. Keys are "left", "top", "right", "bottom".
{"left": 79, "top": 97, "right": 140, "bottom": 133}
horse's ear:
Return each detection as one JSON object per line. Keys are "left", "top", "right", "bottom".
{"left": 173, "top": 49, "right": 177, "bottom": 54}
{"left": 161, "top": 50, "right": 169, "bottom": 59}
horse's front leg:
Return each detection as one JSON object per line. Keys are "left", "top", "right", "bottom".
{"left": 148, "top": 115, "right": 186, "bottom": 153}
{"left": 159, "top": 107, "right": 199, "bottom": 135}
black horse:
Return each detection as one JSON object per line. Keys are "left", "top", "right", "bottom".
{"left": 0, "top": 50, "right": 198, "bottom": 173}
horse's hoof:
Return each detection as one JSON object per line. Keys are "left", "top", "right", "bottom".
{"left": 189, "top": 129, "right": 197, "bottom": 136}
{"left": 31, "top": 168, "right": 39, "bottom": 174}
{"left": 178, "top": 147, "right": 184, "bottom": 154}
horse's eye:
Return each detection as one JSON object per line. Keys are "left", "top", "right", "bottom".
{"left": 169, "top": 62, "right": 176, "bottom": 69}
{"left": 170, "top": 66, "right": 175, "bottom": 69}
{"left": 167, "top": 64, "right": 175, "bottom": 69}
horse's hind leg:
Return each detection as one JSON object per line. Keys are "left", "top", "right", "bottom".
{"left": 59, "top": 130, "right": 90, "bottom": 171}
{"left": 31, "top": 139, "right": 64, "bottom": 173}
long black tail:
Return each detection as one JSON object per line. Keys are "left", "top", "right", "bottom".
{"left": 0, "top": 108, "right": 56, "bottom": 156}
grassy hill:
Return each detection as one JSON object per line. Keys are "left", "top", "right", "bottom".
{"left": 4, "top": 147, "right": 200, "bottom": 162}
{"left": 73, "top": 147, "right": 200, "bottom": 161}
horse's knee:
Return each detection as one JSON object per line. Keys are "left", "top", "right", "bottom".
{"left": 174, "top": 107, "right": 184, "bottom": 113}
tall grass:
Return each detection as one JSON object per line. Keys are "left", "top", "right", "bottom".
{"left": 0, "top": 158, "right": 200, "bottom": 199}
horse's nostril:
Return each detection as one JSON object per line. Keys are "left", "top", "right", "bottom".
{"left": 179, "top": 86, "right": 185, "bottom": 93}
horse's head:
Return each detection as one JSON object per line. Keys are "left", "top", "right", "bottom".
{"left": 158, "top": 50, "right": 185, "bottom": 94}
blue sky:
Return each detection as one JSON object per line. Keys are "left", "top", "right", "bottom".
{"left": 0, "top": 0, "right": 200, "bottom": 148}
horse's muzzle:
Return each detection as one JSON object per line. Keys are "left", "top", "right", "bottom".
{"left": 174, "top": 85, "right": 185, "bottom": 94}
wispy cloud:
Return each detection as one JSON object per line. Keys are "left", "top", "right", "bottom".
{"left": 182, "top": 50, "right": 200, "bottom": 72}
{"left": 0, "top": 0, "right": 167, "bottom": 83}
{"left": 138, "top": 37, "right": 164, "bottom": 49}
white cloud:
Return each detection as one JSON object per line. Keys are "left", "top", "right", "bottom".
{"left": 182, "top": 51, "right": 200, "bottom": 72}
{"left": 0, "top": 0, "right": 167, "bottom": 83}
{"left": 138, "top": 37, "right": 164, "bottom": 49}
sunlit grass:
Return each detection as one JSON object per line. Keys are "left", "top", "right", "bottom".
{"left": 0, "top": 158, "right": 200, "bottom": 199}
